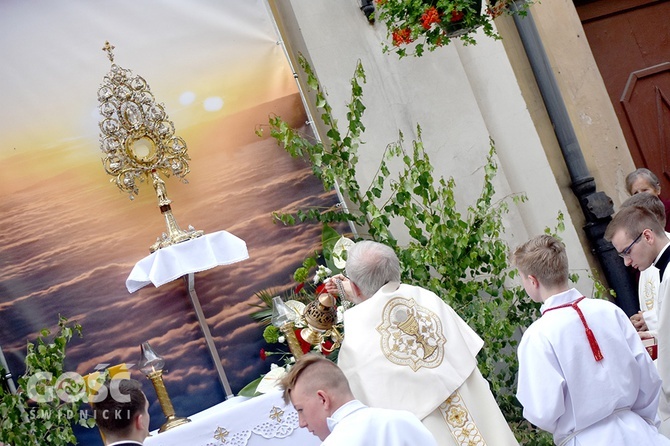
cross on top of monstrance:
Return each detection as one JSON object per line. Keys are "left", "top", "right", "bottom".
{"left": 97, "top": 41, "right": 203, "bottom": 252}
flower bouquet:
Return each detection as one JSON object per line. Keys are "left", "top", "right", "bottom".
{"left": 375, "top": 0, "right": 522, "bottom": 57}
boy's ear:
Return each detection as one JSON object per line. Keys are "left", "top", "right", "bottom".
{"left": 350, "top": 281, "right": 363, "bottom": 300}
{"left": 316, "top": 389, "right": 331, "bottom": 410}
{"left": 644, "top": 228, "right": 654, "bottom": 243}
{"left": 527, "top": 274, "right": 539, "bottom": 288}
{"left": 134, "top": 412, "right": 145, "bottom": 431}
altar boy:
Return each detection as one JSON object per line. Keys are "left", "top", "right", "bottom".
{"left": 513, "top": 235, "right": 668, "bottom": 446}
{"left": 92, "top": 378, "right": 150, "bottom": 446}
{"left": 606, "top": 205, "right": 670, "bottom": 436}
{"left": 280, "top": 354, "right": 437, "bottom": 445}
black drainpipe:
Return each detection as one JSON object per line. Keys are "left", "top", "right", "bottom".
{"left": 509, "top": 1, "right": 638, "bottom": 316}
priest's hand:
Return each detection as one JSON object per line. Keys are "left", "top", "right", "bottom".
{"left": 324, "top": 274, "right": 355, "bottom": 302}
{"left": 630, "top": 312, "right": 648, "bottom": 332}
{"left": 324, "top": 274, "right": 347, "bottom": 296}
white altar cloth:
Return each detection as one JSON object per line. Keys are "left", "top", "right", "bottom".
{"left": 144, "top": 390, "right": 320, "bottom": 446}
{"left": 126, "top": 230, "right": 249, "bottom": 293}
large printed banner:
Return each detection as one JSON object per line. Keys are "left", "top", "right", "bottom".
{"left": 0, "top": 1, "right": 335, "bottom": 442}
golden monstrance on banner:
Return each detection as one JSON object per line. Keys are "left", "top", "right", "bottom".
{"left": 97, "top": 41, "right": 203, "bottom": 252}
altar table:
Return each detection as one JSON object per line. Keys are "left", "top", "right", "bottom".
{"left": 144, "top": 390, "right": 321, "bottom": 446}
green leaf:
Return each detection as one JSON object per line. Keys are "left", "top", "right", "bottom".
{"left": 238, "top": 376, "right": 263, "bottom": 397}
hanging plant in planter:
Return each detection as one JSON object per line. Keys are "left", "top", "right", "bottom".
{"left": 376, "top": 0, "right": 527, "bottom": 57}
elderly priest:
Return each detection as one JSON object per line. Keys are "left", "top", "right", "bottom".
{"left": 330, "top": 240, "right": 519, "bottom": 446}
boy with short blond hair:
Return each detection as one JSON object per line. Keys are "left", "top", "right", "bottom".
{"left": 280, "top": 354, "right": 436, "bottom": 446}
{"left": 514, "top": 235, "right": 668, "bottom": 446}
{"left": 512, "top": 234, "right": 569, "bottom": 287}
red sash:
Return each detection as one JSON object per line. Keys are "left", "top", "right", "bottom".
{"left": 542, "top": 296, "right": 604, "bottom": 362}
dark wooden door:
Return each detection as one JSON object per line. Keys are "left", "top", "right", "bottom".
{"left": 575, "top": 0, "right": 670, "bottom": 193}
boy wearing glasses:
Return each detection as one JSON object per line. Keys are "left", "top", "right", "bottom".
{"left": 606, "top": 205, "right": 670, "bottom": 436}
{"left": 619, "top": 193, "right": 669, "bottom": 334}
{"left": 513, "top": 234, "right": 668, "bottom": 445}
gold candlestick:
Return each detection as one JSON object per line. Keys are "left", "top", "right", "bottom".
{"left": 279, "top": 321, "right": 305, "bottom": 359}
{"left": 146, "top": 369, "right": 191, "bottom": 432}
{"left": 271, "top": 296, "right": 305, "bottom": 358}
{"left": 138, "top": 342, "right": 191, "bottom": 432}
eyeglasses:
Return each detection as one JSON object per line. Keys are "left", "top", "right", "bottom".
{"left": 618, "top": 232, "right": 643, "bottom": 258}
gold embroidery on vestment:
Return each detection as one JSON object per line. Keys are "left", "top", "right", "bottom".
{"left": 643, "top": 277, "right": 656, "bottom": 310}
{"left": 439, "top": 391, "right": 487, "bottom": 446}
{"left": 377, "top": 297, "right": 446, "bottom": 371}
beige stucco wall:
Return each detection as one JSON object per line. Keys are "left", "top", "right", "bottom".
{"left": 264, "top": 0, "right": 640, "bottom": 293}
{"left": 530, "top": 0, "right": 636, "bottom": 208}
{"left": 495, "top": 1, "right": 636, "bottom": 260}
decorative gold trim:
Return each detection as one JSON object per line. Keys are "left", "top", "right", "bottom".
{"left": 438, "top": 391, "right": 487, "bottom": 446}
{"left": 210, "top": 404, "right": 301, "bottom": 444}
{"left": 643, "top": 277, "right": 656, "bottom": 310}
{"left": 269, "top": 406, "right": 285, "bottom": 423}
{"left": 214, "top": 426, "right": 229, "bottom": 443}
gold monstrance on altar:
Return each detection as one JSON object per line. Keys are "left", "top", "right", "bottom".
{"left": 97, "top": 41, "right": 203, "bottom": 252}
{"left": 97, "top": 42, "right": 245, "bottom": 406}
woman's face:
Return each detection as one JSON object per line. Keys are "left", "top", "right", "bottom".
{"left": 631, "top": 177, "right": 660, "bottom": 196}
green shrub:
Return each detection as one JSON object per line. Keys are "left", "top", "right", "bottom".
{"left": 258, "top": 55, "right": 553, "bottom": 444}
{"left": 0, "top": 316, "right": 92, "bottom": 446}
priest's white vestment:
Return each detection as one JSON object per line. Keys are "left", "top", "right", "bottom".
{"left": 652, "top": 243, "right": 670, "bottom": 436}
{"left": 338, "top": 282, "right": 519, "bottom": 446}
{"left": 323, "top": 399, "right": 437, "bottom": 446}
{"left": 517, "top": 288, "right": 669, "bottom": 446}
{"left": 635, "top": 233, "right": 670, "bottom": 336}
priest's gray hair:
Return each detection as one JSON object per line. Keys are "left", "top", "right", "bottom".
{"left": 346, "top": 240, "right": 401, "bottom": 299}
